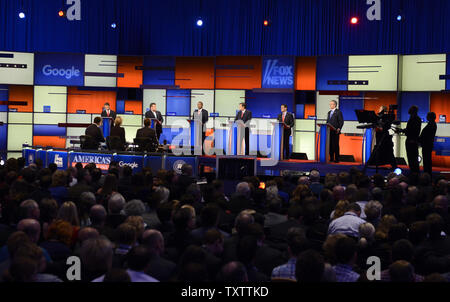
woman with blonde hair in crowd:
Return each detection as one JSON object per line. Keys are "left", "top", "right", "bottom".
{"left": 57, "top": 201, "right": 80, "bottom": 246}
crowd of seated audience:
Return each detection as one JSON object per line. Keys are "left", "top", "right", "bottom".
{"left": 0, "top": 157, "right": 449, "bottom": 282}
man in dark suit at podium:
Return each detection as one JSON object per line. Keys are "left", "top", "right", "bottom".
{"left": 235, "top": 102, "right": 252, "bottom": 155}
{"left": 101, "top": 102, "right": 116, "bottom": 125}
{"left": 277, "top": 104, "right": 295, "bottom": 160}
{"left": 85, "top": 117, "right": 105, "bottom": 149}
{"left": 145, "top": 102, "right": 164, "bottom": 140}
{"left": 326, "top": 100, "right": 344, "bottom": 163}
{"left": 192, "top": 101, "right": 209, "bottom": 145}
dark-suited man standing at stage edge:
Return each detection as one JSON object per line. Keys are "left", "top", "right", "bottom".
{"left": 419, "top": 112, "right": 437, "bottom": 175}
{"left": 326, "top": 100, "right": 344, "bottom": 163}
{"left": 277, "top": 104, "right": 295, "bottom": 160}
{"left": 401, "top": 105, "right": 422, "bottom": 173}
{"left": 192, "top": 101, "right": 208, "bottom": 147}
{"left": 145, "top": 102, "right": 164, "bottom": 141}
{"left": 85, "top": 116, "right": 105, "bottom": 149}
{"left": 101, "top": 102, "right": 116, "bottom": 126}
{"left": 235, "top": 102, "right": 252, "bottom": 155}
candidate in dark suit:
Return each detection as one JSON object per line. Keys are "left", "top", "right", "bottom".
{"left": 419, "top": 112, "right": 437, "bottom": 175}
{"left": 192, "top": 101, "right": 209, "bottom": 146}
{"left": 403, "top": 105, "right": 422, "bottom": 173}
{"left": 234, "top": 102, "right": 252, "bottom": 155}
{"left": 144, "top": 102, "right": 164, "bottom": 141}
{"left": 100, "top": 102, "right": 116, "bottom": 126}
{"left": 326, "top": 100, "right": 344, "bottom": 163}
{"left": 85, "top": 117, "right": 105, "bottom": 149}
{"left": 109, "top": 116, "right": 126, "bottom": 149}
{"left": 277, "top": 104, "right": 295, "bottom": 160}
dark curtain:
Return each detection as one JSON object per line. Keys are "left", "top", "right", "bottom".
{"left": 0, "top": 0, "right": 448, "bottom": 56}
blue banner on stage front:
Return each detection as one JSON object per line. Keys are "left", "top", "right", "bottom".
{"left": 262, "top": 56, "right": 294, "bottom": 89}
{"left": 69, "top": 152, "right": 112, "bottom": 170}
{"left": 113, "top": 154, "right": 144, "bottom": 173}
{"left": 23, "top": 148, "right": 36, "bottom": 166}
{"left": 47, "top": 151, "right": 68, "bottom": 170}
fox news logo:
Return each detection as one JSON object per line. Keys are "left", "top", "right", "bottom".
{"left": 262, "top": 59, "right": 294, "bottom": 88}
{"left": 54, "top": 154, "right": 64, "bottom": 168}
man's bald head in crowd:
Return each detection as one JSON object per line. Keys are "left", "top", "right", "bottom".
{"left": 17, "top": 219, "right": 41, "bottom": 243}
{"left": 142, "top": 229, "right": 164, "bottom": 255}
{"left": 90, "top": 204, "right": 107, "bottom": 225}
{"left": 332, "top": 185, "right": 346, "bottom": 202}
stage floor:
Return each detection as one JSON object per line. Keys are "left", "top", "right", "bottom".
{"left": 197, "top": 156, "right": 450, "bottom": 177}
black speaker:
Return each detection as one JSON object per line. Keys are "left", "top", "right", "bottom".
{"left": 339, "top": 155, "right": 355, "bottom": 162}
{"left": 395, "top": 157, "right": 407, "bottom": 165}
{"left": 290, "top": 152, "right": 308, "bottom": 160}
{"left": 217, "top": 157, "right": 256, "bottom": 179}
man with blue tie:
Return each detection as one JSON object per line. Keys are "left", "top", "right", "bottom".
{"left": 326, "top": 100, "right": 344, "bottom": 163}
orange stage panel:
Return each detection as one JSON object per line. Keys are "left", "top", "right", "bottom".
{"left": 117, "top": 56, "right": 143, "bottom": 88}
{"left": 33, "top": 136, "right": 66, "bottom": 148}
{"left": 67, "top": 87, "right": 116, "bottom": 114}
{"left": 340, "top": 135, "right": 363, "bottom": 163}
{"left": 431, "top": 152, "right": 450, "bottom": 168}
{"left": 295, "top": 57, "right": 316, "bottom": 91}
{"left": 430, "top": 92, "right": 450, "bottom": 122}
{"left": 304, "top": 103, "right": 316, "bottom": 118}
{"left": 175, "top": 57, "right": 215, "bottom": 89}
{"left": 124, "top": 100, "right": 143, "bottom": 115}
{"left": 364, "top": 92, "right": 397, "bottom": 112}
{"left": 8, "top": 85, "right": 33, "bottom": 112}
{"left": 215, "top": 56, "right": 262, "bottom": 89}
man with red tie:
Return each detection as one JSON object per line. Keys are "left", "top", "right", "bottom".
{"left": 234, "top": 102, "right": 252, "bottom": 155}
{"left": 101, "top": 102, "right": 116, "bottom": 126}
{"left": 277, "top": 104, "right": 295, "bottom": 160}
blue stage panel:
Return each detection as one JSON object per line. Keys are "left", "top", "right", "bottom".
{"left": 245, "top": 91, "right": 293, "bottom": 118}
{"left": 33, "top": 124, "right": 66, "bottom": 136}
{"left": 166, "top": 89, "right": 190, "bottom": 116}
{"left": 399, "top": 92, "right": 430, "bottom": 122}
{"left": 143, "top": 56, "right": 175, "bottom": 86}
{"left": 316, "top": 56, "right": 348, "bottom": 91}
{"left": 0, "top": 85, "right": 8, "bottom": 112}
{"left": 339, "top": 94, "right": 363, "bottom": 121}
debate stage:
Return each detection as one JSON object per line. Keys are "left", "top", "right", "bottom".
{"left": 197, "top": 155, "right": 450, "bottom": 178}
{"left": 22, "top": 146, "right": 450, "bottom": 181}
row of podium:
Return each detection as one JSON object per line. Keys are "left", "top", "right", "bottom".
{"left": 100, "top": 116, "right": 373, "bottom": 163}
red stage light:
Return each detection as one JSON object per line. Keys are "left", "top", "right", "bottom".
{"left": 58, "top": 10, "right": 65, "bottom": 17}
{"left": 263, "top": 20, "right": 269, "bottom": 26}
{"left": 351, "top": 17, "right": 358, "bottom": 24}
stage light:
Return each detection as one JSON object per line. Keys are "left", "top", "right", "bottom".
{"left": 263, "top": 20, "right": 269, "bottom": 26}
{"left": 18, "top": 12, "right": 25, "bottom": 19}
{"left": 350, "top": 17, "right": 358, "bottom": 24}
{"left": 111, "top": 23, "right": 117, "bottom": 29}
{"left": 0, "top": 159, "right": 4, "bottom": 166}
{"left": 58, "top": 10, "right": 65, "bottom": 17}
{"left": 196, "top": 19, "right": 203, "bottom": 27}
{"left": 397, "top": 15, "right": 402, "bottom": 21}
{"left": 394, "top": 168, "right": 402, "bottom": 175}
{"left": 418, "top": 155, "right": 422, "bottom": 163}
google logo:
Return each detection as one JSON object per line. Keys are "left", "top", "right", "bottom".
{"left": 42, "top": 65, "right": 80, "bottom": 79}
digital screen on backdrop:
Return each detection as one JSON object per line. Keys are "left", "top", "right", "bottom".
{"left": 0, "top": 52, "right": 34, "bottom": 85}
{"left": 245, "top": 91, "right": 293, "bottom": 118}
{"left": 34, "top": 53, "right": 85, "bottom": 86}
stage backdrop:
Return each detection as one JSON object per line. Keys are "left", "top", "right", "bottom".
{"left": 0, "top": 0, "right": 449, "bottom": 56}
{"left": 0, "top": 52, "right": 449, "bottom": 168}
